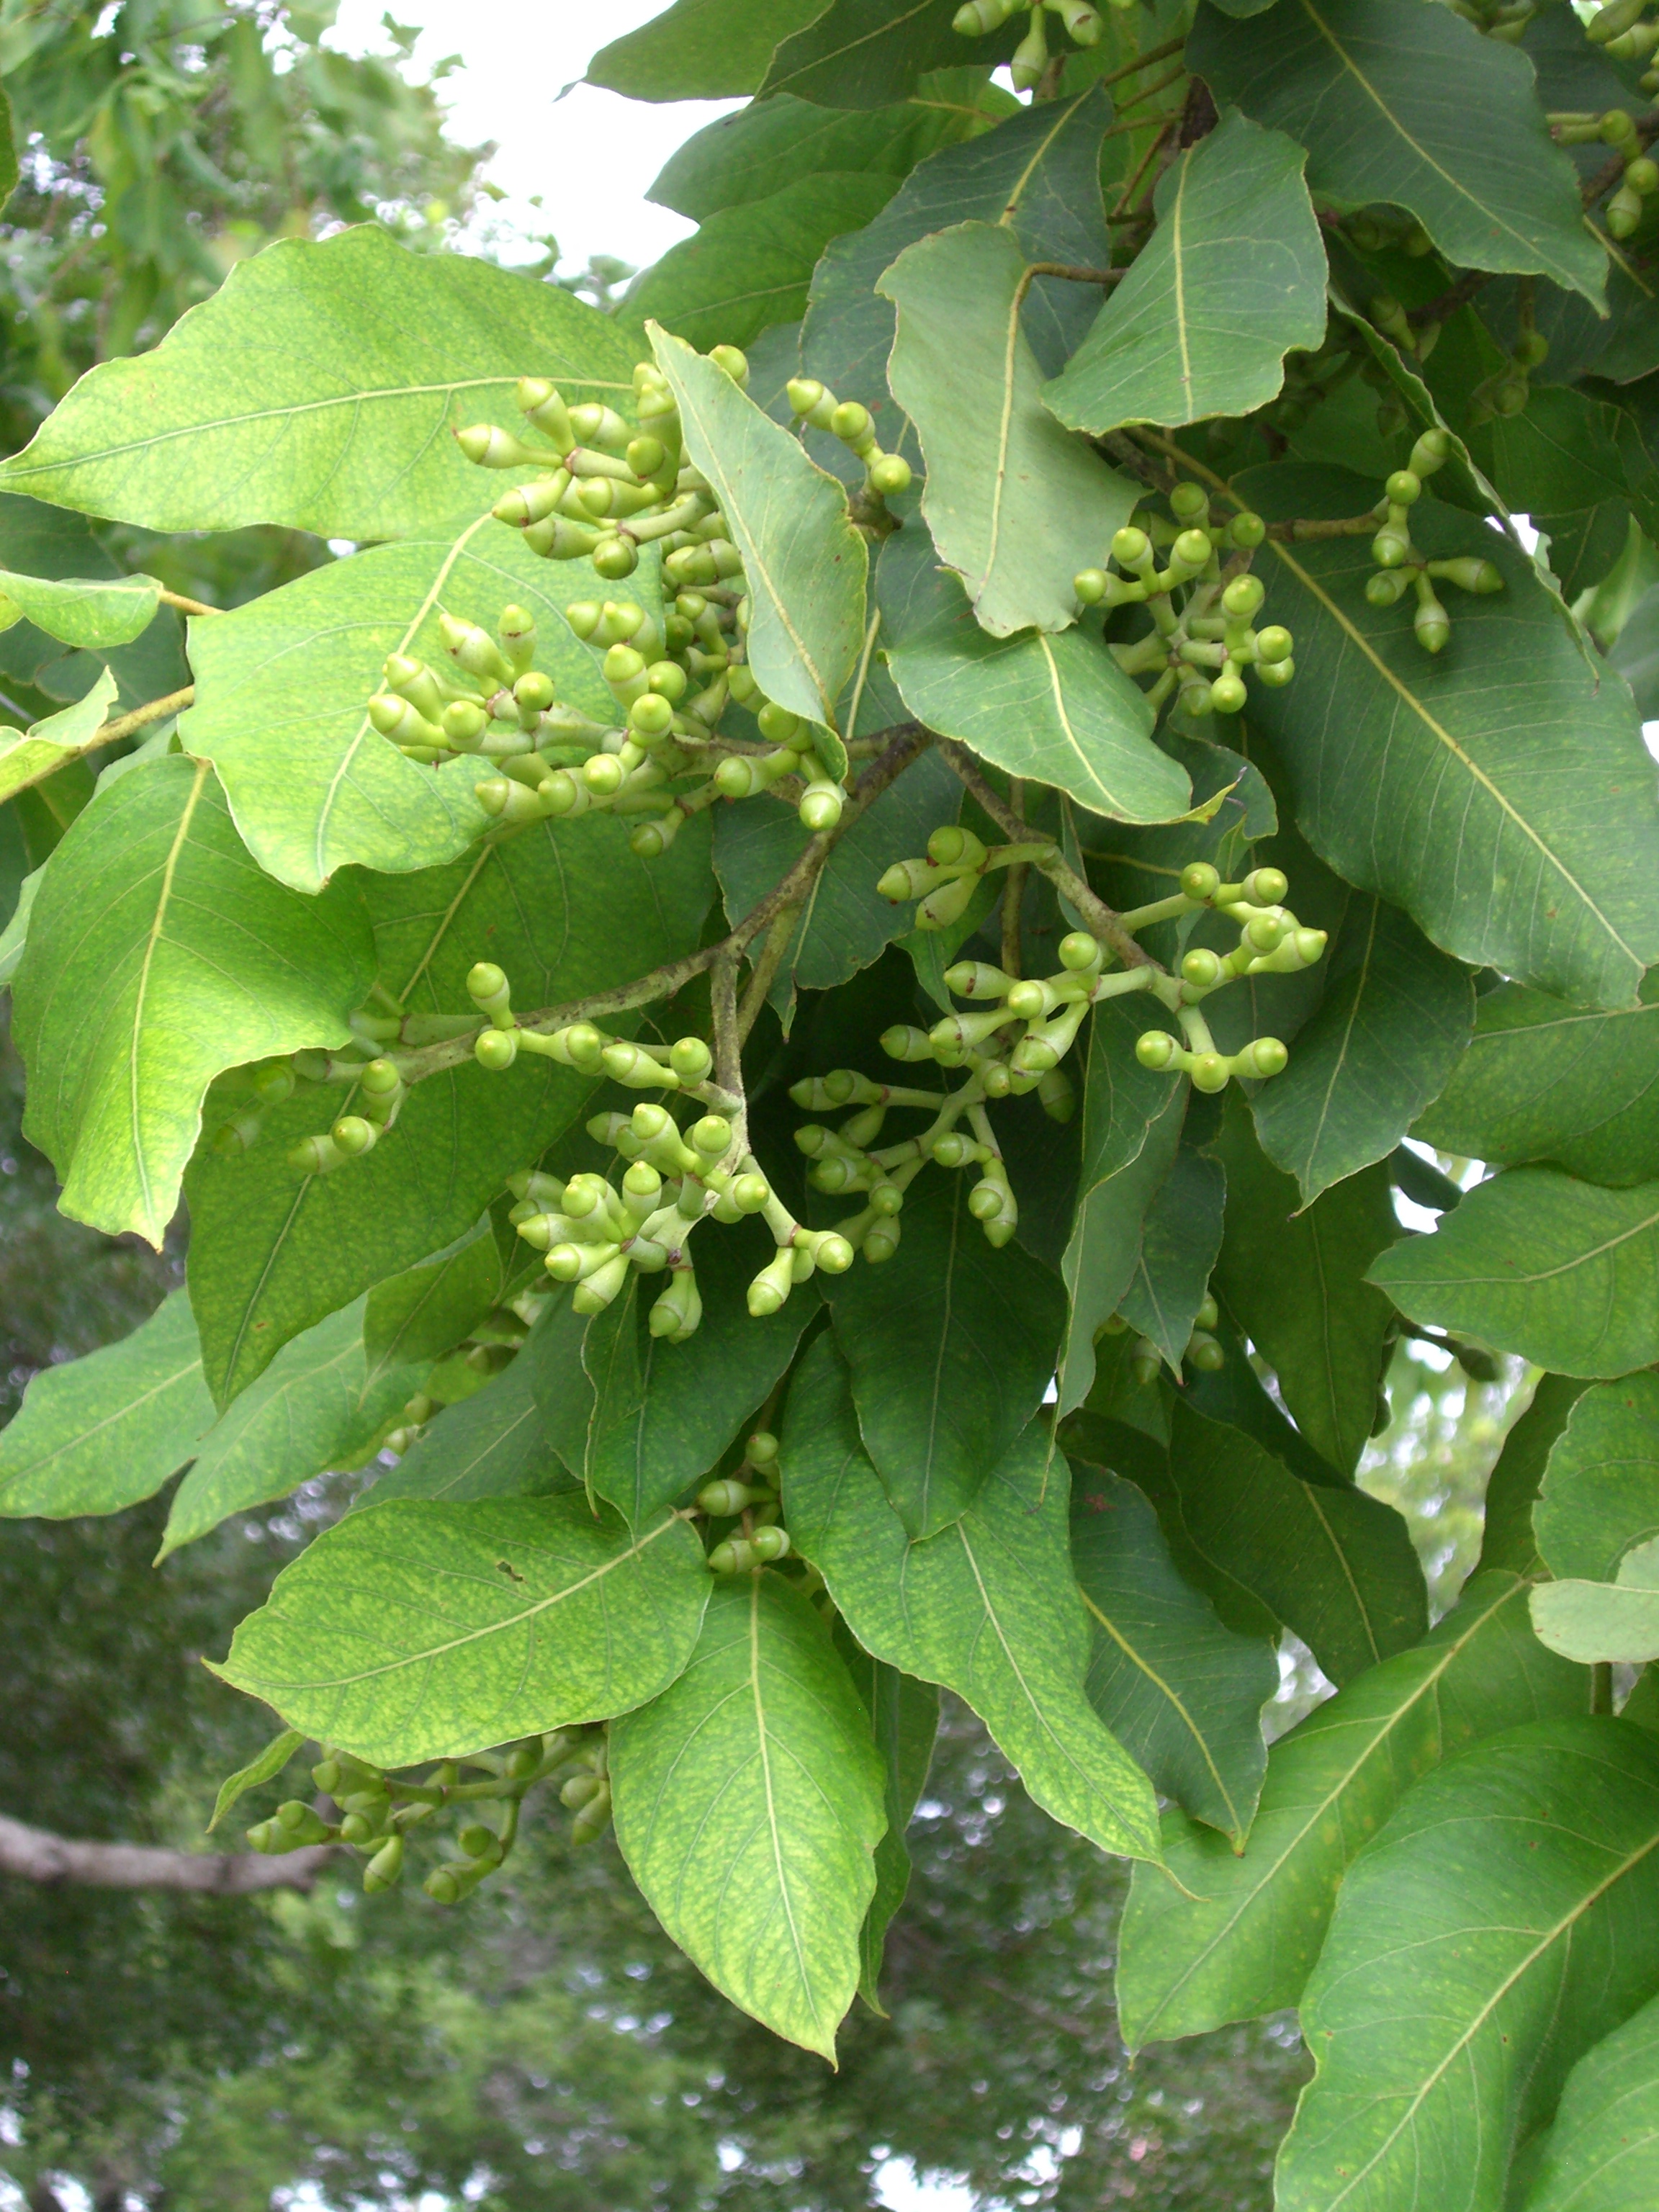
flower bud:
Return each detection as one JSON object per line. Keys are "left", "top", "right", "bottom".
{"left": 709, "top": 344, "right": 749, "bottom": 386}
{"left": 806, "top": 1229, "right": 855, "bottom": 1273}
{"left": 455, "top": 423, "right": 541, "bottom": 469}
{"left": 1136, "top": 1029, "right": 1178, "bottom": 1070}
{"left": 1189, "top": 1051, "right": 1231, "bottom": 1093}
{"left": 732, "top": 1172, "right": 770, "bottom": 1212}
{"left": 1187, "top": 1331, "right": 1226, "bottom": 1373}
{"left": 1413, "top": 589, "right": 1451, "bottom": 653}
{"left": 748, "top": 1247, "right": 796, "bottom": 1316}
{"left": 1113, "top": 526, "right": 1151, "bottom": 569}
{"left": 1221, "top": 573, "right": 1264, "bottom": 620}
{"left": 690, "top": 1114, "right": 733, "bottom": 1160}
{"left": 332, "top": 1115, "right": 379, "bottom": 1156}
{"left": 799, "top": 779, "right": 845, "bottom": 832}
{"left": 881, "top": 1024, "right": 936, "bottom": 1062}
{"left": 1210, "top": 670, "right": 1247, "bottom": 714}
{"left": 864, "top": 1219, "right": 902, "bottom": 1262}
{"left": 1236, "top": 1035, "right": 1289, "bottom": 1079}
{"left": 1180, "top": 861, "right": 1220, "bottom": 902}
{"left": 751, "top": 1525, "right": 791, "bottom": 1563}
{"left": 1228, "top": 510, "right": 1267, "bottom": 549}
{"left": 439, "top": 612, "right": 514, "bottom": 686}
{"left": 1429, "top": 557, "right": 1503, "bottom": 595}
{"left": 945, "top": 960, "right": 1015, "bottom": 998}
{"left": 1385, "top": 468, "right": 1422, "bottom": 507}
{"left": 572, "top": 1255, "right": 632, "bottom": 1313}
{"left": 369, "top": 693, "right": 445, "bottom": 748}
{"left": 916, "top": 873, "right": 980, "bottom": 930}
{"left": 1182, "top": 947, "right": 1225, "bottom": 990}
{"left": 649, "top": 1269, "right": 702, "bottom": 1341}
{"left": 877, "top": 857, "right": 938, "bottom": 902}
{"left": 868, "top": 453, "right": 912, "bottom": 496}
{"left": 787, "top": 376, "right": 827, "bottom": 418}
{"left": 1256, "top": 655, "right": 1295, "bottom": 688}
{"left": 1170, "top": 526, "right": 1213, "bottom": 575}
{"left": 1038, "top": 1065, "right": 1074, "bottom": 1124}
{"left": 518, "top": 378, "right": 573, "bottom": 446}
{"left": 364, "top": 1834, "right": 405, "bottom": 1892}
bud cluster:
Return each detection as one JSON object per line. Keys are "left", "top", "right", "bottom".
{"left": 1098, "top": 1292, "right": 1224, "bottom": 1384}
{"left": 697, "top": 1429, "right": 793, "bottom": 1575}
{"left": 1362, "top": 431, "right": 1503, "bottom": 652}
{"left": 244, "top": 1729, "right": 611, "bottom": 1900}
{"left": 1075, "top": 482, "right": 1295, "bottom": 718}
{"left": 953, "top": 0, "right": 1130, "bottom": 90}
{"left": 785, "top": 375, "right": 912, "bottom": 502}
{"left": 1583, "top": 1, "right": 1659, "bottom": 94}
{"left": 467, "top": 963, "right": 852, "bottom": 1337}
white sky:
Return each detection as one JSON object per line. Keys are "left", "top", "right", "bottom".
{"left": 328, "top": 0, "right": 739, "bottom": 276}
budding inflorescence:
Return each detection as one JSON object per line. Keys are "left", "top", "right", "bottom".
{"left": 784, "top": 375, "right": 912, "bottom": 503}
{"left": 953, "top": 0, "right": 1128, "bottom": 91}
{"left": 1076, "top": 482, "right": 1294, "bottom": 719}
{"left": 1362, "top": 431, "right": 1503, "bottom": 652}
{"left": 697, "top": 1430, "right": 793, "bottom": 1575}
{"left": 245, "top": 1729, "right": 611, "bottom": 1901}
{"left": 1098, "top": 1291, "right": 1224, "bottom": 1383}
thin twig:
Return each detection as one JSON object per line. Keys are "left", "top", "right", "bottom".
{"left": 157, "top": 588, "right": 220, "bottom": 619}
{"left": 1027, "top": 261, "right": 1128, "bottom": 285}
{"left": 94, "top": 685, "right": 194, "bottom": 745}
{"left": 1109, "top": 121, "right": 1174, "bottom": 225}
{"left": 392, "top": 725, "right": 932, "bottom": 1088}
{"left": 1001, "top": 778, "right": 1026, "bottom": 979}
{"left": 1094, "top": 32, "right": 1187, "bottom": 89}
{"left": 737, "top": 907, "right": 799, "bottom": 1042}
{"left": 936, "top": 741, "right": 1151, "bottom": 969}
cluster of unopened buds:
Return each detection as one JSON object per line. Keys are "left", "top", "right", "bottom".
{"left": 696, "top": 1430, "right": 793, "bottom": 1575}
{"left": 1363, "top": 431, "right": 1503, "bottom": 651}
{"left": 467, "top": 963, "right": 853, "bottom": 1337}
{"left": 1584, "top": 0, "right": 1659, "bottom": 96}
{"left": 1099, "top": 1292, "right": 1226, "bottom": 1384}
{"left": 784, "top": 375, "right": 911, "bottom": 502}
{"left": 953, "top": 0, "right": 1128, "bottom": 89}
{"left": 1552, "top": 104, "right": 1659, "bottom": 234}
{"left": 244, "top": 1729, "right": 613, "bottom": 1898}
{"left": 365, "top": 588, "right": 847, "bottom": 853}
{"left": 1075, "top": 483, "right": 1295, "bottom": 716}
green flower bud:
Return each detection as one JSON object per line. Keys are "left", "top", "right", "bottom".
{"left": 363, "top": 1833, "right": 405, "bottom": 1892}
{"left": 1409, "top": 428, "right": 1450, "bottom": 477}
{"left": 868, "top": 452, "right": 912, "bottom": 496}
{"left": 245, "top": 1820, "right": 277, "bottom": 1853}
{"left": 629, "top": 692, "right": 675, "bottom": 742}
{"left": 699, "top": 1478, "right": 760, "bottom": 1516}
{"left": 799, "top": 779, "right": 845, "bottom": 832}
{"left": 747, "top": 1246, "right": 796, "bottom": 1317}
{"left": 877, "top": 857, "right": 938, "bottom": 902}
{"left": 1366, "top": 569, "right": 1411, "bottom": 608}
{"left": 864, "top": 1219, "right": 902, "bottom": 1263}
{"left": 829, "top": 399, "right": 873, "bottom": 447}
{"left": 631, "top": 809, "right": 685, "bottom": 861}
{"left": 954, "top": 0, "right": 1022, "bottom": 30}
{"left": 1182, "top": 947, "right": 1225, "bottom": 990}
{"left": 805, "top": 1229, "right": 855, "bottom": 1273}
{"left": 467, "top": 961, "right": 513, "bottom": 1024}
{"left": 947, "top": 959, "right": 1017, "bottom": 997}
{"left": 569, "top": 402, "right": 631, "bottom": 452}
{"left": 750, "top": 1525, "right": 791, "bottom": 1563}
{"left": 1385, "top": 468, "right": 1422, "bottom": 507}
{"left": 881, "top": 1024, "right": 937, "bottom": 1063}
{"left": 1228, "top": 511, "right": 1267, "bottom": 549}
{"left": 1180, "top": 861, "right": 1220, "bottom": 902}
{"left": 1136, "top": 1029, "right": 1178, "bottom": 1071}
{"left": 1004, "top": 978, "right": 1056, "bottom": 1021}
{"left": 369, "top": 693, "right": 446, "bottom": 749}
{"left": 570, "top": 1781, "right": 613, "bottom": 1845}
{"left": 1427, "top": 557, "right": 1503, "bottom": 595}
{"left": 690, "top": 1115, "right": 733, "bottom": 1161}
{"left": 1491, "top": 374, "right": 1529, "bottom": 417}
{"left": 709, "top": 344, "right": 750, "bottom": 386}
{"left": 572, "top": 1254, "right": 631, "bottom": 1313}
{"left": 1256, "top": 655, "right": 1295, "bottom": 688}
{"left": 475, "top": 1030, "right": 518, "bottom": 1071}
{"left": 1189, "top": 1051, "right": 1231, "bottom": 1093}
{"left": 744, "top": 1430, "right": 781, "bottom": 1471}
{"left": 456, "top": 423, "right": 543, "bottom": 469}
{"left": 1113, "top": 526, "right": 1152, "bottom": 570}
{"left": 916, "top": 873, "right": 980, "bottom": 930}
{"left": 1372, "top": 521, "right": 1412, "bottom": 569}
{"left": 331, "top": 1115, "right": 378, "bottom": 1156}
{"left": 1220, "top": 573, "right": 1264, "bottom": 620}
{"left": 439, "top": 612, "right": 514, "bottom": 687}
{"left": 475, "top": 774, "right": 551, "bottom": 824}
{"left": 1235, "top": 1035, "right": 1290, "bottom": 1078}
{"left": 593, "top": 536, "right": 640, "bottom": 580}
{"left": 1169, "top": 481, "right": 1209, "bottom": 524}
{"left": 1169, "top": 526, "right": 1213, "bottom": 575}
{"left": 545, "top": 1238, "right": 623, "bottom": 1285}
{"left": 288, "top": 1132, "right": 347, "bottom": 1175}
{"left": 631, "top": 1102, "right": 673, "bottom": 1144}
{"left": 338, "top": 1810, "right": 379, "bottom": 1845}
{"left": 1074, "top": 567, "right": 1110, "bottom": 605}
{"left": 1241, "top": 866, "right": 1287, "bottom": 906}
{"left": 1036, "top": 1063, "right": 1074, "bottom": 1124}
{"left": 1187, "top": 1331, "right": 1225, "bottom": 1373}
{"left": 733, "top": 1172, "right": 772, "bottom": 1213}
{"left": 517, "top": 378, "right": 574, "bottom": 446}
{"left": 600, "top": 1040, "right": 675, "bottom": 1089}
{"left": 582, "top": 753, "right": 625, "bottom": 798}
{"left": 1413, "top": 588, "right": 1451, "bottom": 653}
{"left": 1210, "top": 670, "right": 1247, "bottom": 714}
{"left": 649, "top": 1269, "right": 703, "bottom": 1341}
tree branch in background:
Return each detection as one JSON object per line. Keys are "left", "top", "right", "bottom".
{"left": 0, "top": 1811, "right": 334, "bottom": 1894}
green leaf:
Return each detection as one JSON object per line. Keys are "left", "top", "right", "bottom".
{"left": 588, "top": 0, "right": 828, "bottom": 99}
{"left": 630, "top": 174, "right": 898, "bottom": 354}
{"left": 1276, "top": 1717, "right": 1659, "bottom": 2212}
{"left": 832, "top": 1625, "right": 939, "bottom": 2008}
{"left": 1163, "top": 1401, "right": 1427, "bottom": 1686}
{"left": 212, "top": 1494, "right": 711, "bottom": 1767}
{"left": 1056, "top": 1000, "right": 1189, "bottom": 1416}
{"left": 365, "top": 1358, "right": 575, "bottom": 1506}
{"left": 520, "top": 1285, "right": 597, "bottom": 1482}
{"left": 0, "top": 860, "right": 42, "bottom": 988}
{"left": 805, "top": 84, "right": 1115, "bottom": 410}
{"left": 582, "top": 1221, "right": 821, "bottom": 1527}
{"left": 14, "top": 756, "right": 375, "bottom": 1245}
{"left": 206, "top": 1727, "right": 304, "bottom": 1835}
{"left": 611, "top": 1570, "right": 886, "bottom": 2059}
{"left": 1536, "top": 1376, "right": 1659, "bottom": 1586}
{"left": 823, "top": 1168, "right": 1067, "bottom": 1538}
{"left": 1189, "top": 0, "right": 1605, "bottom": 305}
{"left": 1118, "top": 1573, "right": 1589, "bottom": 2049}
{"left": 0, "top": 1288, "right": 213, "bottom": 1519}
{"left": 1069, "top": 1465, "right": 1277, "bottom": 1848}
{"left": 1183, "top": 1307, "right": 1345, "bottom": 1488}
{"left": 1212, "top": 1095, "right": 1399, "bottom": 1476}
{"left": 157, "top": 1295, "right": 423, "bottom": 1560}
{"left": 178, "top": 509, "right": 626, "bottom": 894}
{"left": 363, "top": 1218, "right": 504, "bottom": 1379}
{"left": 0, "top": 567, "right": 159, "bottom": 649}
{"left": 0, "top": 226, "right": 642, "bottom": 540}
{"left": 648, "top": 75, "right": 1007, "bottom": 223}
{"left": 184, "top": 811, "right": 714, "bottom": 1405}
{"left": 878, "top": 221, "right": 1138, "bottom": 638}
{"left": 1046, "top": 114, "right": 1326, "bottom": 437}
{"left": 1250, "top": 893, "right": 1475, "bottom": 1204}
{"left": 0, "top": 495, "right": 185, "bottom": 715}
{"left": 648, "top": 325, "right": 866, "bottom": 760}
{"left": 1531, "top": 1541, "right": 1659, "bottom": 1664}
{"left": 0, "top": 667, "right": 118, "bottom": 804}
{"left": 1416, "top": 973, "right": 1659, "bottom": 1188}
{"left": 781, "top": 1334, "right": 1163, "bottom": 1863}
{"left": 1521, "top": 1985, "right": 1659, "bottom": 2212}
{"left": 880, "top": 546, "right": 1192, "bottom": 824}
{"left": 1478, "top": 1372, "right": 1591, "bottom": 1578}
{"left": 1370, "top": 1166, "right": 1659, "bottom": 1378}
{"left": 760, "top": 0, "right": 1012, "bottom": 108}
{"left": 1117, "top": 1138, "right": 1225, "bottom": 1375}
{"left": 1241, "top": 465, "right": 1659, "bottom": 1010}
{"left": 713, "top": 747, "right": 965, "bottom": 1010}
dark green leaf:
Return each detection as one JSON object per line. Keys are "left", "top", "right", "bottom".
{"left": 363, "top": 1218, "right": 503, "bottom": 1380}
{"left": 1069, "top": 1465, "right": 1277, "bottom": 1847}
{"left": 365, "top": 1358, "right": 575, "bottom": 1505}
{"left": 212, "top": 1495, "right": 711, "bottom": 1767}
{"left": 1277, "top": 1717, "right": 1659, "bottom": 2212}
{"left": 184, "top": 812, "right": 714, "bottom": 1405}
{"left": 588, "top": 0, "right": 828, "bottom": 99}
{"left": 1250, "top": 893, "right": 1475, "bottom": 1203}
{"left": 14, "top": 757, "right": 376, "bottom": 1244}
{"left": 781, "top": 1335, "right": 1162, "bottom": 1863}
{"left": 1536, "top": 1375, "right": 1659, "bottom": 1582}
{"left": 1164, "top": 1401, "right": 1427, "bottom": 1686}
{"left": 1190, "top": 0, "right": 1604, "bottom": 304}
{"left": 1118, "top": 1574, "right": 1588, "bottom": 2048}
{"left": 1241, "top": 466, "right": 1659, "bottom": 1010}
{"left": 804, "top": 84, "right": 1115, "bottom": 410}
{"left": 0, "top": 1288, "right": 212, "bottom": 1519}
{"left": 1478, "top": 1372, "right": 1590, "bottom": 1578}
{"left": 1370, "top": 1166, "right": 1659, "bottom": 1377}
{"left": 520, "top": 1285, "right": 597, "bottom": 1483}
{"left": 1521, "top": 1986, "right": 1659, "bottom": 2212}
{"left": 1183, "top": 1308, "right": 1344, "bottom": 1488}
{"left": 1116, "top": 1139, "right": 1225, "bottom": 1375}
{"left": 1416, "top": 973, "right": 1659, "bottom": 1187}
{"left": 832, "top": 1625, "right": 938, "bottom": 2008}
{"left": 611, "top": 1571, "right": 886, "bottom": 2059}
{"left": 1212, "top": 1095, "right": 1399, "bottom": 1476}
{"left": 629, "top": 174, "right": 898, "bottom": 352}
{"left": 1046, "top": 114, "right": 1326, "bottom": 436}
{"left": 583, "top": 1221, "right": 819, "bottom": 1527}
{"left": 0, "top": 226, "right": 642, "bottom": 539}
{"left": 824, "top": 1168, "right": 1067, "bottom": 1537}
{"left": 158, "top": 1295, "right": 423, "bottom": 1559}
{"left": 880, "top": 221, "right": 1139, "bottom": 638}
{"left": 760, "top": 0, "right": 1013, "bottom": 109}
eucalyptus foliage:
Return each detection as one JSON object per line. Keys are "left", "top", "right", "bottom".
{"left": 10, "top": 1, "right": 1659, "bottom": 2202}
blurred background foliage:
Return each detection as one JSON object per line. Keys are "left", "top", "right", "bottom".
{"left": 0, "top": 7, "right": 1525, "bottom": 2206}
